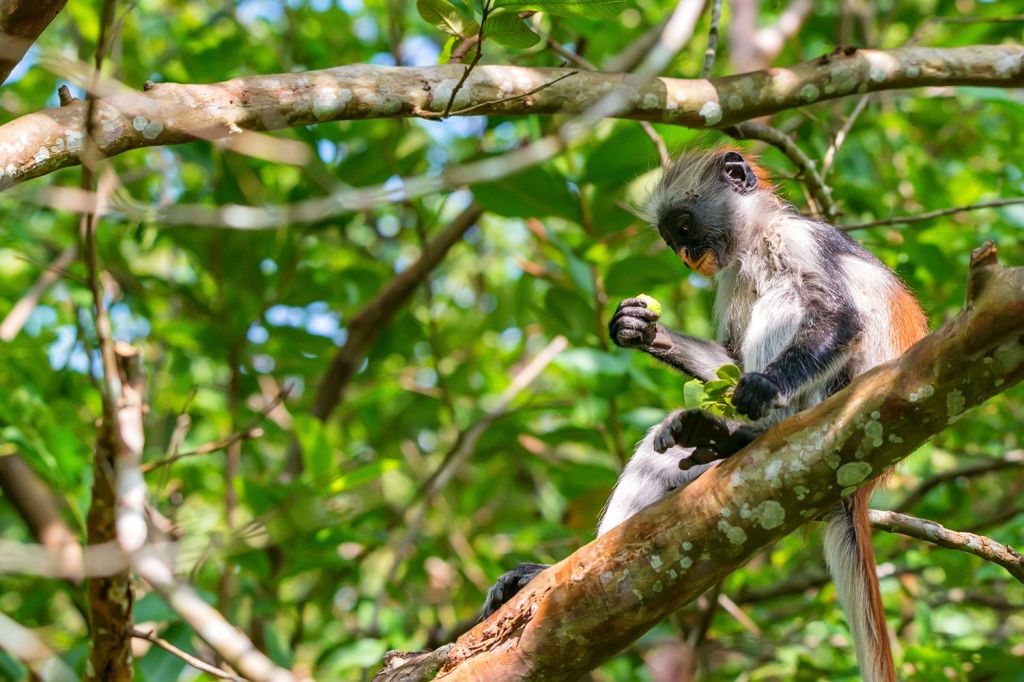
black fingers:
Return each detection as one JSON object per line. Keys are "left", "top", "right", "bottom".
{"left": 733, "top": 372, "right": 782, "bottom": 421}
{"left": 609, "top": 298, "right": 660, "bottom": 349}
{"left": 653, "top": 409, "right": 760, "bottom": 466}
{"left": 479, "top": 562, "right": 549, "bottom": 621}
{"left": 653, "top": 409, "right": 709, "bottom": 453}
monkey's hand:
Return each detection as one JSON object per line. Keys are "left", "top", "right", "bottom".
{"left": 609, "top": 297, "right": 659, "bottom": 349}
{"left": 733, "top": 372, "right": 783, "bottom": 421}
{"left": 653, "top": 409, "right": 760, "bottom": 468}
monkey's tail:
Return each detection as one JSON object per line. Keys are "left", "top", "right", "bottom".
{"left": 822, "top": 486, "right": 896, "bottom": 682}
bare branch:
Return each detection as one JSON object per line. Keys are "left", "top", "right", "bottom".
{"left": 821, "top": 94, "right": 870, "bottom": 178}
{"left": 131, "top": 628, "right": 243, "bottom": 681}
{"left": 141, "top": 385, "right": 290, "bottom": 473}
{"left": 841, "top": 197, "right": 1024, "bottom": 231}
{"left": 869, "top": 510, "right": 1024, "bottom": 583}
{"left": 132, "top": 549, "right": 295, "bottom": 682}
{"left": 0, "top": 45, "right": 1018, "bottom": 201}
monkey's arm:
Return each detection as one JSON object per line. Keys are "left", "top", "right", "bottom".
{"left": 609, "top": 297, "right": 738, "bottom": 382}
{"left": 734, "top": 297, "right": 860, "bottom": 420}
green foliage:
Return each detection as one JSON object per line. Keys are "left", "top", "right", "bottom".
{"left": 0, "top": 1, "right": 1021, "bottom": 681}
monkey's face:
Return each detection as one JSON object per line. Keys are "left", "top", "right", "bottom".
{"left": 651, "top": 150, "right": 763, "bottom": 277}
{"left": 656, "top": 203, "right": 729, "bottom": 276}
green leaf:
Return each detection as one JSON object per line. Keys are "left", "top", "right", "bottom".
{"left": 492, "top": 0, "right": 627, "bottom": 18}
{"left": 683, "top": 379, "right": 706, "bottom": 409}
{"left": 329, "top": 459, "right": 400, "bottom": 493}
{"left": 417, "top": 0, "right": 479, "bottom": 37}
{"left": 485, "top": 12, "right": 541, "bottom": 48}
{"left": 715, "top": 363, "right": 742, "bottom": 383}
{"left": 295, "top": 414, "right": 334, "bottom": 485}
{"left": 439, "top": 34, "right": 457, "bottom": 63}
{"left": 471, "top": 164, "right": 579, "bottom": 220}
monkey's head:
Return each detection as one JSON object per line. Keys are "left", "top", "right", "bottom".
{"left": 644, "top": 147, "right": 772, "bottom": 277}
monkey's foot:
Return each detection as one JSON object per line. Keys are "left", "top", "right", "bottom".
{"left": 480, "top": 562, "right": 549, "bottom": 621}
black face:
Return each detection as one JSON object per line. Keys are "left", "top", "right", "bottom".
{"left": 656, "top": 195, "right": 735, "bottom": 276}
{"left": 654, "top": 151, "right": 759, "bottom": 276}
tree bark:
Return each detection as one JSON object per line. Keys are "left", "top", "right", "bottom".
{"left": 85, "top": 346, "right": 146, "bottom": 682}
{"left": 0, "top": 45, "right": 1020, "bottom": 190}
{"left": 432, "top": 242, "right": 1024, "bottom": 679}
{"left": 0, "top": 0, "right": 68, "bottom": 84}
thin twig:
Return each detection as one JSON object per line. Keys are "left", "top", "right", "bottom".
{"left": 639, "top": 121, "right": 671, "bottom": 168}
{"left": 544, "top": 36, "right": 596, "bottom": 70}
{"left": 725, "top": 121, "right": 838, "bottom": 220}
{"left": 821, "top": 94, "right": 870, "bottom": 178}
{"left": 0, "top": 246, "right": 77, "bottom": 341}
{"left": 699, "top": 0, "right": 723, "bottom": 78}
{"left": 142, "top": 386, "right": 290, "bottom": 473}
{"left": 446, "top": 70, "right": 578, "bottom": 118}
{"left": 442, "top": 0, "right": 491, "bottom": 117}
{"left": 841, "top": 197, "right": 1024, "bottom": 231}
{"left": 132, "top": 629, "right": 243, "bottom": 681}
{"left": 869, "top": 510, "right": 1024, "bottom": 583}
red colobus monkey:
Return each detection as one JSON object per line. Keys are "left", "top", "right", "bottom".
{"left": 483, "top": 147, "right": 927, "bottom": 682}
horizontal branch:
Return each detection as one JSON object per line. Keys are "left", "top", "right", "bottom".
{"left": 435, "top": 242, "right": 1024, "bottom": 679}
{"left": 869, "top": 510, "right": 1024, "bottom": 582}
{"left": 0, "top": 45, "right": 1020, "bottom": 191}
{"left": 841, "top": 197, "right": 1024, "bottom": 230}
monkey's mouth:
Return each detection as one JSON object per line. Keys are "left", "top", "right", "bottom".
{"left": 678, "top": 247, "right": 718, "bottom": 276}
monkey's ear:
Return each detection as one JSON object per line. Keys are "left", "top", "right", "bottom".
{"left": 721, "top": 151, "right": 759, "bottom": 194}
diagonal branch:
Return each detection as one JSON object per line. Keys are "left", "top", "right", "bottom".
{"left": 433, "top": 241, "right": 1024, "bottom": 679}
{"left": 0, "top": 45, "right": 1020, "bottom": 194}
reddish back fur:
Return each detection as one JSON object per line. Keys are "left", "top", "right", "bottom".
{"left": 889, "top": 283, "right": 928, "bottom": 352}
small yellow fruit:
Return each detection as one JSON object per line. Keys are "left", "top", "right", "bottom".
{"left": 636, "top": 294, "right": 662, "bottom": 317}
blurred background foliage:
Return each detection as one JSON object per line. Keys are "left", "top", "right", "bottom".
{"left": 0, "top": 0, "right": 1022, "bottom": 680}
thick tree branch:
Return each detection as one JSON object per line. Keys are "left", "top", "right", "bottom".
{"left": 869, "top": 509, "right": 1024, "bottom": 583}
{"left": 434, "top": 241, "right": 1024, "bottom": 680}
{"left": 0, "top": 0, "right": 68, "bottom": 84}
{"left": 0, "top": 45, "right": 1020, "bottom": 191}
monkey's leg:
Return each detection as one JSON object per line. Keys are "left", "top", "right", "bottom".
{"left": 651, "top": 409, "right": 760, "bottom": 468}
{"left": 596, "top": 422, "right": 721, "bottom": 536}
{"left": 479, "top": 562, "right": 548, "bottom": 620}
